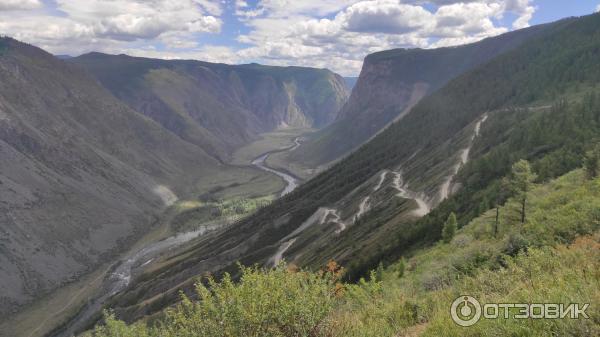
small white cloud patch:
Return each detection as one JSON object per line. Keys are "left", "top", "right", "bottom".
{"left": 0, "top": 0, "right": 42, "bottom": 11}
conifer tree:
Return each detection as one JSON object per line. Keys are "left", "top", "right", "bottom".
{"left": 396, "top": 258, "right": 406, "bottom": 278}
{"left": 442, "top": 212, "right": 457, "bottom": 243}
{"left": 584, "top": 144, "right": 600, "bottom": 179}
{"left": 510, "top": 160, "right": 537, "bottom": 223}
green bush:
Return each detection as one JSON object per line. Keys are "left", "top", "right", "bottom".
{"left": 89, "top": 264, "right": 343, "bottom": 337}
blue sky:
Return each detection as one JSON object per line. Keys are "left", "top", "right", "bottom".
{"left": 0, "top": 0, "right": 598, "bottom": 75}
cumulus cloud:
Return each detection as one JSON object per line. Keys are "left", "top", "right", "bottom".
{"left": 237, "top": 0, "right": 358, "bottom": 18}
{"left": 596, "top": 4, "right": 600, "bottom": 13}
{"left": 340, "top": 1, "right": 434, "bottom": 34}
{"left": 505, "top": 0, "right": 535, "bottom": 29}
{"left": 0, "top": 0, "right": 222, "bottom": 55}
{"left": 195, "top": 0, "right": 223, "bottom": 16}
{"left": 0, "top": 0, "right": 42, "bottom": 11}
{"left": 55, "top": 0, "right": 221, "bottom": 41}
{"left": 231, "top": 0, "right": 531, "bottom": 75}
{"left": 235, "top": 0, "right": 265, "bottom": 19}
{"left": 0, "top": 0, "right": 540, "bottom": 76}
{"left": 431, "top": 2, "right": 508, "bottom": 46}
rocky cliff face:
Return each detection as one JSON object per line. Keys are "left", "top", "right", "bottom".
{"left": 289, "top": 21, "right": 559, "bottom": 168}
{"left": 69, "top": 55, "right": 349, "bottom": 161}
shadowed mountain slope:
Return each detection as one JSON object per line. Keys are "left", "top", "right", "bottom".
{"left": 0, "top": 37, "right": 245, "bottom": 314}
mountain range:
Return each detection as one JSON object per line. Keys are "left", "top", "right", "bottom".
{"left": 2, "top": 12, "right": 600, "bottom": 337}
{"left": 0, "top": 38, "right": 347, "bottom": 317}
{"left": 98, "top": 13, "right": 600, "bottom": 324}
{"left": 69, "top": 53, "right": 349, "bottom": 161}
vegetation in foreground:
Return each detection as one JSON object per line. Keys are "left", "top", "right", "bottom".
{"left": 85, "top": 169, "right": 599, "bottom": 337}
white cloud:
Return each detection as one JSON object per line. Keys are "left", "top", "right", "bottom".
{"left": 340, "top": 0, "right": 434, "bottom": 34}
{"left": 238, "top": 0, "right": 359, "bottom": 18}
{"left": 596, "top": 4, "right": 600, "bottom": 13}
{"left": 159, "top": 32, "right": 200, "bottom": 49}
{"left": 195, "top": 0, "right": 223, "bottom": 16}
{"left": 0, "top": 0, "right": 539, "bottom": 76}
{"left": 0, "top": 0, "right": 42, "bottom": 11}
{"left": 0, "top": 0, "right": 222, "bottom": 55}
{"left": 55, "top": 0, "right": 222, "bottom": 41}
{"left": 505, "top": 0, "right": 535, "bottom": 29}
{"left": 235, "top": 0, "right": 265, "bottom": 18}
{"left": 432, "top": 2, "right": 507, "bottom": 42}
{"left": 231, "top": 0, "right": 529, "bottom": 75}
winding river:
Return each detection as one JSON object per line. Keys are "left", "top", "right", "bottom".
{"left": 47, "top": 137, "right": 303, "bottom": 337}
{"left": 47, "top": 224, "right": 220, "bottom": 337}
{"left": 251, "top": 137, "right": 301, "bottom": 197}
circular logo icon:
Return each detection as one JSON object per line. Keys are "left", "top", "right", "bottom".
{"left": 451, "top": 295, "right": 482, "bottom": 326}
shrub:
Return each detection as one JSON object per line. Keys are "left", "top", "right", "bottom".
{"left": 503, "top": 232, "right": 529, "bottom": 256}
{"left": 89, "top": 264, "right": 342, "bottom": 337}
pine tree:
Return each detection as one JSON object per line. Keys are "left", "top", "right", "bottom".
{"left": 442, "top": 212, "right": 457, "bottom": 243}
{"left": 396, "top": 258, "right": 406, "bottom": 278}
{"left": 510, "top": 160, "right": 537, "bottom": 223}
{"left": 584, "top": 144, "right": 600, "bottom": 179}
{"left": 494, "top": 178, "right": 511, "bottom": 237}
{"left": 375, "top": 262, "right": 384, "bottom": 282}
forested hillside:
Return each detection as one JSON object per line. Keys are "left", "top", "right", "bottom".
{"left": 101, "top": 13, "right": 600, "bottom": 322}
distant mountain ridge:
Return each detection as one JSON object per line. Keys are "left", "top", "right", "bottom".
{"left": 69, "top": 53, "right": 349, "bottom": 161}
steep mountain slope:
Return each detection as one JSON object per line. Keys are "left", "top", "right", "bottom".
{"left": 69, "top": 54, "right": 349, "bottom": 160}
{"left": 339, "top": 170, "right": 600, "bottom": 337}
{"left": 77, "top": 169, "right": 600, "bottom": 337}
{"left": 104, "top": 13, "right": 600, "bottom": 322}
{"left": 285, "top": 18, "right": 571, "bottom": 170}
{"left": 0, "top": 37, "right": 268, "bottom": 315}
